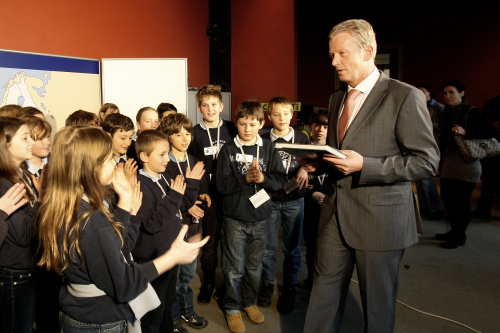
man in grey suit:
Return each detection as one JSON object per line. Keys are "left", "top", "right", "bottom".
{"left": 302, "top": 20, "right": 440, "bottom": 332}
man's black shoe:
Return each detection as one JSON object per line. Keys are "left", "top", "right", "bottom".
{"left": 435, "top": 231, "right": 453, "bottom": 241}
{"left": 257, "top": 283, "right": 274, "bottom": 307}
{"left": 277, "top": 285, "right": 297, "bottom": 314}
{"left": 197, "top": 284, "right": 214, "bottom": 305}
{"left": 181, "top": 313, "right": 208, "bottom": 329}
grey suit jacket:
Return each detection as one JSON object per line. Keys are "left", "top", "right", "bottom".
{"left": 319, "top": 71, "right": 440, "bottom": 251}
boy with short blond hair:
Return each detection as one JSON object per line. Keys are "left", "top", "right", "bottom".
{"left": 133, "top": 129, "right": 205, "bottom": 332}
{"left": 188, "top": 84, "right": 237, "bottom": 304}
{"left": 216, "top": 99, "right": 286, "bottom": 333}
{"left": 258, "top": 96, "right": 310, "bottom": 314}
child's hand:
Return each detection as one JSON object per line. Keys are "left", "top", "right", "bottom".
{"left": 112, "top": 164, "right": 133, "bottom": 211}
{"left": 170, "top": 225, "right": 210, "bottom": 265}
{"left": 170, "top": 175, "right": 186, "bottom": 195}
{"left": 250, "top": 159, "right": 264, "bottom": 184}
{"left": 188, "top": 201, "right": 204, "bottom": 219}
{"left": 0, "top": 183, "right": 27, "bottom": 216}
{"left": 311, "top": 191, "right": 325, "bottom": 204}
{"left": 185, "top": 161, "right": 205, "bottom": 180}
{"left": 296, "top": 167, "right": 309, "bottom": 189}
{"left": 130, "top": 181, "right": 143, "bottom": 216}
{"left": 188, "top": 232, "right": 202, "bottom": 243}
{"left": 199, "top": 194, "right": 211, "bottom": 208}
{"left": 124, "top": 158, "right": 138, "bottom": 180}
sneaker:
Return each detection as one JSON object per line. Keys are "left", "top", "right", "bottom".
{"left": 257, "top": 283, "right": 274, "bottom": 307}
{"left": 225, "top": 313, "right": 245, "bottom": 333}
{"left": 243, "top": 305, "right": 264, "bottom": 324}
{"left": 181, "top": 313, "right": 208, "bottom": 329}
{"left": 197, "top": 284, "right": 214, "bottom": 305}
{"left": 277, "top": 285, "right": 297, "bottom": 314}
{"left": 173, "top": 321, "right": 189, "bottom": 333}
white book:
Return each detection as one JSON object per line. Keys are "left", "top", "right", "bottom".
{"left": 274, "top": 143, "right": 347, "bottom": 159}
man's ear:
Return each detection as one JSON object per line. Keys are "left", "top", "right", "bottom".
{"left": 363, "top": 45, "right": 374, "bottom": 61}
{"left": 140, "top": 152, "right": 148, "bottom": 163}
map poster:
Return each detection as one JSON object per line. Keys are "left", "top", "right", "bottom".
{"left": 0, "top": 49, "right": 100, "bottom": 133}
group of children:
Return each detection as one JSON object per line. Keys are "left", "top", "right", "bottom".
{"left": 0, "top": 86, "right": 331, "bottom": 333}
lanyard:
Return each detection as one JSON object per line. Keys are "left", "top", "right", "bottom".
{"left": 204, "top": 118, "right": 221, "bottom": 159}
{"left": 154, "top": 174, "right": 183, "bottom": 221}
{"left": 173, "top": 152, "right": 191, "bottom": 180}
{"left": 273, "top": 128, "right": 294, "bottom": 174}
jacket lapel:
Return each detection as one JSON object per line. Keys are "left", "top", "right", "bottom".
{"left": 341, "top": 71, "right": 389, "bottom": 148}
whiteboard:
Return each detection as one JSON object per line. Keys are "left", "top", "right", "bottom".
{"left": 101, "top": 58, "right": 188, "bottom": 125}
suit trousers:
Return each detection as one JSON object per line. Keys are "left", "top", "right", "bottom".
{"left": 304, "top": 216, "right": 404, "bottom": 333}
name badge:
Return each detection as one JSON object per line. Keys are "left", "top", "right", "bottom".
{"left": 204, "top": 146, "right": 219, "bottom": 156}
{"left": 249, "top": 188, "right": 270, "bottom": 208}
{"left": 236, "top": 153, "right": 253, "bottom": 163}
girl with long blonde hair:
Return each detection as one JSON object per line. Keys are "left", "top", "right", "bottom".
{"left": 37, "top": 126, "right": 208, "bottom": 332}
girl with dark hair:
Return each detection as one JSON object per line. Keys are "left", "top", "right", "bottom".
{"left": 0, "top": 117, "right": 40, "bottom": 333}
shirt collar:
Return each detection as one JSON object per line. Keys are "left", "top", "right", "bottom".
{"left": 116, "top": 154, "right": 128, "bottom": 163}
{"left": 269, "top": 127, "right": 293, "bottom": 142}
{"left": 168, "top": 151, "right": 187, "bottom": 162}
{"left": 25, "top": 156, "right": 48, "bottom": 175}
{"left": 199, "top": 118, "right": 223, "bottom": 130}
{"left": 139, "top": 169, "right": 161, "bottom": 181}
{"left": 348, "top": 67, "right": 380, "bottom": 95}
{"left": 234, "top": 134, "right": 263, "bottom": 148}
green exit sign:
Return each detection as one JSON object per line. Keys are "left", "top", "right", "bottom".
{"left": 262, "top": 102, "right": 301, "bottom": 112}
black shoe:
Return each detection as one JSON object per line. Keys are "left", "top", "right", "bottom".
{"left": 173, "top": 321, "right": 189, "bottom": 333}
{"left": 257, "top": 283, "right": 274, "bottom": 308}
{"left": 277, "top": 285, "right": 297, "bottom": 314}
{"left": 435, "top": 231, "right": 453, "bottom": 241}
{"left": 181, "top": 313, "right": 208, "bottom": 329}
{"left": 213, "top": 283, "right": 225, "bottom": 300}
{"left": 197, "top": 284, "right": 214, "bottom": 305}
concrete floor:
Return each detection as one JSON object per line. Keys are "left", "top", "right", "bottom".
{"left": 184, "top": 179, "right": 500, "bottom": 333}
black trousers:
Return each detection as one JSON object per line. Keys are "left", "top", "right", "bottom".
{"left": 200, "top": 200, "right": 222, "bottom": 285}
{"left": 141, "top": 265, "right": 179, "bottom": 333}
{"left": 440, "top": 178, "right": 476, "bottom": 238}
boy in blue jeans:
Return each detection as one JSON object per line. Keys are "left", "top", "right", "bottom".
{"left": 258, "top": 96, "right": 310, "bottom": 314}
{"left": 216, "top": 100, "right": 287, "bottom": 333}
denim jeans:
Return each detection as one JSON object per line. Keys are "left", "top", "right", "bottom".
{"left": 0, "top": 267, "right": 36, "bottom": 333}
{"left": 221, "top": 217, "right": 267, "bottom": 313}
{"left": 415, "top": 178, "right": 442, "bottom": 215}
{"left": 171, "top": 260, "right": 197, "bottom": 322}
{"left": 59, "top": 311, "right": 126, "bottom": 333}
{"left": 262, "top": 198, "right": 304, "bottom": 287}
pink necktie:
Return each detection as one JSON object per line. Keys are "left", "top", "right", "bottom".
{"left": 338, "top": 89, "right": 361, "bottom": 146}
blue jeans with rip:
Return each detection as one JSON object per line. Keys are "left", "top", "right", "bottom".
{"left": 261, "top": 198, "right": 304, "bottom": 287}
{"left": 171, "top": 259, "right": 197, "bottom": 322}
{"left": 221, "top": 217, "right": 267, "bottom": 314}
{"left": 0, "top": 267, "right": 36, "bottom": 333}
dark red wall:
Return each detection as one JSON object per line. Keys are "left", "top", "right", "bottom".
{"left": 232, "top": 0, "right": 297, "bottom": 123}
{"left": 0, "top": 0, "right": 209, "bottom": 88}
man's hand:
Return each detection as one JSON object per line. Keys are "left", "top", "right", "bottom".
{"left": 323, "top": 150, "right": 363, "bottom": 175}
{"left": 296, "top": 167, "right": 309, "bottom": 189}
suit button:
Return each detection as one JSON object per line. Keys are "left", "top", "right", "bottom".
{"left": 337, "top": 185, "right": 342, "bottom": 189}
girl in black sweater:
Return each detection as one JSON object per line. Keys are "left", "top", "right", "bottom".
{"left": 37, "top": 126, "right": 208, "bottom": 332}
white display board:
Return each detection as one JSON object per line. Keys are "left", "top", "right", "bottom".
{"left": 101, "top": 58, "right": 188, "bottom": 125}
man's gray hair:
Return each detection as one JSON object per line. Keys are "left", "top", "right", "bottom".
{"left": 329, "top": 19, "right": 377, "bottom": 57}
